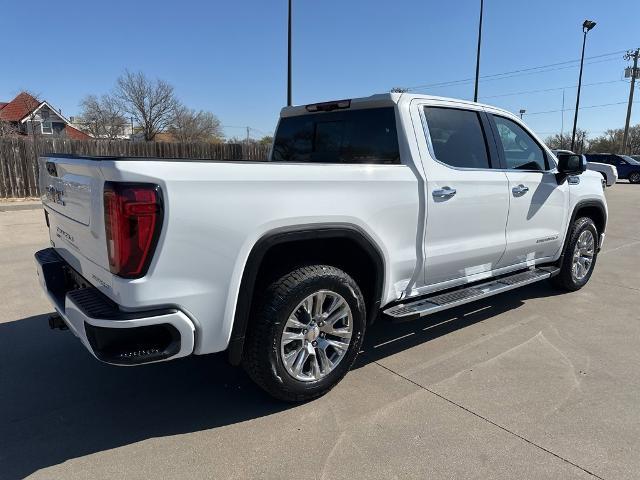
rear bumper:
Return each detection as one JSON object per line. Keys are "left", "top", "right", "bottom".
{"left": 35, "top": 248, "right": 195, "bottom": 365}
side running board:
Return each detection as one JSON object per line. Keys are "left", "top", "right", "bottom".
{"left": 384, "top": 266, "right": 560, "bottom": 321}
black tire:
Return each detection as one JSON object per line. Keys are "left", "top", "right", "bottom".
{"left": 552, "top": 217, "right": 598, "bottom": 291}
{"left": 243, "top": 265, "right": 366, "bottom": 402}
{"left": 629, "top": 172, "right": 640, "bottom": 184}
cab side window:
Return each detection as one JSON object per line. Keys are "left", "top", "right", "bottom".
{"left": 493, "top": 115, "right": 547, "bottom": 171}
{"left": 423, "top": 107, "right": 491, "bottom": 169}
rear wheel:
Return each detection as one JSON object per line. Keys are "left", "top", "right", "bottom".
{"left": 629, "top": 172, "right": 640, "bottom": 184}
{"left": 243, "top": 265, "right": 366, "bottom": 402}
{"left": 552, "top": 217, "right": 598, "bottom": 291}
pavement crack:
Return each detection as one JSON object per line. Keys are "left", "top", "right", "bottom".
{"left": 591, "top": 278, "right": 640, "bottom": 293}
{"left": 371, "top": 360, "right": 605, "bottom": 480}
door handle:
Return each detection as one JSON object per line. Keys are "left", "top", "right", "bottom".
{"left": 512, "top": 184, "right": 529, "bottom": 195}
{"left": 433, "top": 186, "right": 457, "bottom": 199}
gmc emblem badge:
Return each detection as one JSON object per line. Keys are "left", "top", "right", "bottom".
{"left": 45, "top": 185, "right": 65, "bottom": 206}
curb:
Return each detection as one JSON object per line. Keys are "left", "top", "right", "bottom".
{"left": 0, "top": 203, "right": 42, "bottom": 212}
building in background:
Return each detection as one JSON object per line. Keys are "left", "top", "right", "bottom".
{"left": 69, "top": 116, "right": 134, "bottom": 140}
{"left": 0, "top": 92, "right": 91, "bottom": 139}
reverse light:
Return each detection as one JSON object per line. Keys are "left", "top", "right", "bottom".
{"left": 103, "top": 182, "right": 163, "bottom": 278}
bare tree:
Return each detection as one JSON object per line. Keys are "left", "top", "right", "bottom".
{"left": 114, "top": 70, "right": 178, "bottom": 141}
{"left": 545, "top": 129, "right": 588, "bottom": 153}
{"left": 168, "top": 106, "right": 223, "bottom": 142}
{"left": 77, "top": 94, "right": 127, "bottom": 139}
{"left": 258, "top": 135, "right": 273, "bottom": 146}
{"left": 0, "top": 121, "right": 19, "bottom": 136}
{"left": 588, "top": 125, "right": 640, "bottom": 154}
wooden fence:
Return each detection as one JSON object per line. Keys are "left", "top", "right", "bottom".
{"left": 0, "top": 137, "right": 270, "bottom": 198}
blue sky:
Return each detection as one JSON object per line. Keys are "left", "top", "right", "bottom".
{"left": 1, "top": 0, "right": 638, "bottom": 140}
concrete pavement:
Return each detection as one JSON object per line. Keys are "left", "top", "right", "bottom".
{"left": 1, "top": 184, "right": 639, "bottom": 479}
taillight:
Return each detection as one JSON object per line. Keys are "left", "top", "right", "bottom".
{"left": 103, "top": 182, "right": 163, "bottom": 278}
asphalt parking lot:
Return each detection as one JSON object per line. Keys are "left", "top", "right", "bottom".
{"left": 1, "top": 185, "right": 639, "bottom": 480}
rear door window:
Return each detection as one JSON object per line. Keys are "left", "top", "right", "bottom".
{"left": 423, "top": 107, "right": 492, "bottom": 169}
{"left": 271, "top": 107, "right": 400, "bottom": 164}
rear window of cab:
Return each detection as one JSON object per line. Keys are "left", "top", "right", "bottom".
{"left": 271, "top": 107, "right": 400, "bottom": 164}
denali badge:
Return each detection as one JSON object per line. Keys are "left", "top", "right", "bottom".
{"left": 45, "top": 185, "right": 65, "bottom": 206}
{"left": 536, "top": 235, "right": 559, "bottom": 244}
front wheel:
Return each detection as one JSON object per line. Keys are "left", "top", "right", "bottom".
{"left": 629, "top": 172, "right": 640, "bottom": 184}
{"left": 552, "top": 217, "right": 598, "bottom": 291}
{"left": 243, "top": 265, "right": 366, "bottom": 402}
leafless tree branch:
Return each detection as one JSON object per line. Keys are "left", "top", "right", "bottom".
{"left": 114, "top": 70, "right": 178, "bottom": 141}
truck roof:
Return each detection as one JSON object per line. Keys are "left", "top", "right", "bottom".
{"left": 280, "top": 92, "right": 514, "bottom": 118}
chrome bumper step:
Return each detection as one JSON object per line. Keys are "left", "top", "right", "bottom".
{"left": 384, "top": 266, "right": 560, "bottom": 321}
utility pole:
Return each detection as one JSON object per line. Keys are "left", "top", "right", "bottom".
{"left": 246, "top": 126, "right": 250, "bottom": 144}
{"left": 622, "top": 48, "right": 640, "bottom": 154}
{"left": 473, "top": 0, "right": 483, "bottom": 102}
{"left": 560, "top": 89, "right": 565, "bottom": 149}
{"left": 287, "top": 0, "right": 292, "bottom": 106}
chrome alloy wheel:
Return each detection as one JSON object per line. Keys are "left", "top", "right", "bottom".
{"left": 572, "top": 230, "right": 595, "bottom": 281}
{"left": 280, "top": 290, "right": 353, "bottom": 382}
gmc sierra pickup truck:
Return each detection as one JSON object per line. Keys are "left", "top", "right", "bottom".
{"left": 35, "top": 93, "right": 607, "bottom": 401}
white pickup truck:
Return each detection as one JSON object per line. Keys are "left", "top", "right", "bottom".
{"left": 36, "top": 93, "right": 607, "bottom": 401}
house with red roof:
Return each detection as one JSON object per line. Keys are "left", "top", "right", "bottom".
{"left": 0, "top": 92, "right": 91, "bottom": 139}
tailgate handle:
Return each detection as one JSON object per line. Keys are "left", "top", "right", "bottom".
{"left": 45, "top": 162, "right": 58, "bottom": 177}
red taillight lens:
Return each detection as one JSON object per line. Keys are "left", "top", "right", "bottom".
{"left": 103, "top": 182, "right": 163, "bottom": 278}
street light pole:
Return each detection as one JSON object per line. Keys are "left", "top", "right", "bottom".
{"left": 473, "top": 0, "right": 484, "bottom": 102}
{"left": 570, "top": 19, "right": 596, "bottom": 152}
{"left": 519, "top": 109, "right": 526, "bottom": 119}
{"left": 287, "top": 0, "right": 292, "bottom": 106}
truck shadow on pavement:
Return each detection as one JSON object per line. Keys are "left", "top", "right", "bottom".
{"left": 0, "top": 281, "right": 562, "bottom": 480}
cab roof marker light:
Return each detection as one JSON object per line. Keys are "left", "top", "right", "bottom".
{"left": 305, "top": 99, "right": 351, "bottom": 112}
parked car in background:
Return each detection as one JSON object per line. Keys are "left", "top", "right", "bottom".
{"left": 553, "top": 150, "right": 617, "bottom": 187}
{"left": 584, "top": 153, "right": 640, "bottom": 184}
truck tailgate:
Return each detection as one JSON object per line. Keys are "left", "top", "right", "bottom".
{"left": 39, "top": 156, "right": 110, "bottom": 273}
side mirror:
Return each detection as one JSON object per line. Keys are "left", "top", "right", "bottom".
{"left": 557, "top": 153, "right": 587, "bottom": 173}
{"left": 556, "top": 154, "right": 587, "bottom": 183}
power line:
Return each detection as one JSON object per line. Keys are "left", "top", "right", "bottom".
{"left": 411, "top": 57, "right": 622, "bottom": 91}
{"left": 403, "top": 50, "right": 627, "bottom": 91}
{"left": 222, "top": 124, "right": 272, "bottom": 140}
{"left": 480, "top": 79, "right": 626, "bottom": 100}
{"left": 223, "top": 125, "right": 271, "bottom": 133}
{"left": 524, "top": 100, "right": 639, "bottom": 116}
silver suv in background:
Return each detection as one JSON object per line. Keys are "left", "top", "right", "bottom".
{"left": 553, "top": 150, "right": 618, "bottom": 187}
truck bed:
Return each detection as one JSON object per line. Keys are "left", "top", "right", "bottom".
{"left": 38, "top": 153, "right": 421, "bottom": 355}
